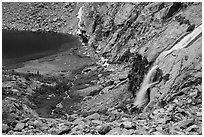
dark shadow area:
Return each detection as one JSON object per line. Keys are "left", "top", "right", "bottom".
{"left": 2, "top": 30, "right": 81, "bottom": 66}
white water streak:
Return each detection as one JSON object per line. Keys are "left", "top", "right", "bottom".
{"left": 77, "top": 6, "right": 84, "bottom": 29}
{"left": 159, "top": 24, "right": 202, "bottom": 61}
{"left": 134, "top": 24, "right": 202, "bottom": 108}
{"left": 134, "top": 65, "right": 159, "bottom": 107}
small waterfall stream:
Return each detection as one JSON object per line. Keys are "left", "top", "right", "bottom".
{"left": 134, "top": 65, "right": 159, "bottom": 107}
{"left": 134, "top": 24, "right": 202, "bottom": 108}
{"left": 156, "top": 24, "right": 202, "bottom": 64}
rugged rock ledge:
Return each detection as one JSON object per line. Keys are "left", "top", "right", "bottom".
{"left": 2, "top": 2, "right": 202, "bottom": 135}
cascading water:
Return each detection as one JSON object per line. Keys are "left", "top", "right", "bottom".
{"left": 76, "top": 6, "right": 84, "bottom": 35}
{"left": 133, "top": 65, "right": 160, "bottom": 108}
{"left": 156, "top": 24, "right": 202, "bottom": 64}
{"left": 134, "top": 24, "right": 202, "bottom": 109}
{"left": 77, "top": 6, "right": 83, "bottom": 28}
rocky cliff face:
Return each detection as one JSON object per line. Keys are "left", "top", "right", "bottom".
{"left": 2, "top": 2, "right": 202, "bottom": 135}
{"left": 75, "top": 2, "right": 201, "bottom": 60}
{"left": 71, "top": 2, "right": 202, "bottom": 134}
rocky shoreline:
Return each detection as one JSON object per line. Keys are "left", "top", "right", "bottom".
{"left": 2, "top": 2, "right": 202, "bottom": 135}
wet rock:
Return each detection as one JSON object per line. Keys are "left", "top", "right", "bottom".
{"left": 185, "top": 125, "right": 198, "bottom": 132}
{"left": 11, "top": 88, "right": 20, "bottom": 94}
{"left": 121, "top": 117, "right": 131, "bottom": 122}
{"left": 107, "top": 113, "right": 119, "bottom": 122}
{"left": 14, "top": 122, "right": 25, "bottom": 131}
{"left": 71, "top": 121, "right": 86, "bottom": 134}
{"left": 153, "top": 108, "right": 165, "bottom": 115}
{"left": 128, "top": 52, "right": 150, "bottom": 97}
{"left": 53, "top": 17, "right": 58, "bottom": 22}
{"left": 85, "top": 113, "right": 100, "bottom": 120}
{"left": 186, "top": 24, "right": 195, "bottom": 32}
{"left": 175, "top": 119, "right": 194, "bottom": 129}
{"left": 72, "top": 117, "right": 84, "bottom": 125}
{"left": 38, "top": 122, "right": 49, "bottom": 131}
{"left": 48, "top": 127, "right": 58, "bottom": 135}
{"left": 155, "top": 126, "right": 163, "bottom": 132}
{"left": 66, "top": 114, "right": 78, "bottom": 122}
{"left": 2, "top": 123, "right": 9, "bottom": 132}
{"left": 39, "top": 125, "right": 49, "bottom": 131}
{"left": 27, "top": 120, "right": 35, "bottom": 127}
{"left": 58, "top": 127, "right": 72, "bottom": 135}
{"left": 196, "top": 112, "right": 202, "bottom": 117}
{"left": 33, "top": 119, "right": 44, "bottom": 128}
{"left": 163, "top": 3, "right": 183, "bottom": 20}
{"left": 134, "top": 127, "right": 149, "bottom": 135}
{"left": 152, "top": 131, "right": 163, "bottom": 135}
{"left": 91, "top": 120, "right": 103, "bottom": 125}
{"left": 98, "top": 124, "right": 112, "bottom": 135}
{"left": 120, "top": 121, "right": 133, "bottom": 129}
{"left": 7, "top": 130, "right": 14, "bottom": 135}
{"left": 117, "top": 70, "right": 129, "bottom": 80}
{"left": 107, "top": 127, "right": 134, "bottom": 135}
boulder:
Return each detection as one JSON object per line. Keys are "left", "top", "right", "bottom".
{"left": 114, "top": 3, "right": 135, "bottom": 25}
{"left": 85, "top": 113, "right": 100, "bottom": 120}
{"left": 58, "top": 127, "right": 72, "bottom": 135}
{"left": 107, "top": 127, "right": 134, "bottom": 135}
{"left": 2, "top": 123, "right": 9, "bottom": 132}
{"left": 14, "top": 122, "right": 25, "bottom": 131}
{"left": 120, "top": 121, "right": 133, "bottom": 129}
{"left": 98, "top": 124, "right": 112, "bottom": 135}
{"left": 91, "top": 120, "right": 103, "bottom": 125}
{"left": 72, "top": 117, "right": 84, "bottom": 125}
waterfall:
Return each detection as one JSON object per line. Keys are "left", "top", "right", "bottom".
{"left": 134, "top": 24, "right": 202, "bottom": 108}
{"left": 77, "top": 6, "right": 84, "bottom": 29}
{"left": 157, "top": 24, "right": 202, "bottom": 64}
{"left": 133, "top": 65, "right": 159, "bottom": 107}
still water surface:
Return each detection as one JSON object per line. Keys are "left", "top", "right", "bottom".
{"left": 2, "top": 30, "right": 81, "bottom": 66}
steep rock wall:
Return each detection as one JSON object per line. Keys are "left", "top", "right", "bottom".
{"left": 76, "top": 3, "right": 200, "bottom": 60}
{"left": 2, "top": 2, "right": 202, "bottom": 135}
{"left": 76, "top": 2, "right": 202, "bottom": 113}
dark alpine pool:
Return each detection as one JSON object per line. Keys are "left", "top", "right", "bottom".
{"left": 2, "top": 30, "right": 81, "bottom": 66}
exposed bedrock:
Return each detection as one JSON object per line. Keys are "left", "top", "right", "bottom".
{"left": 2, "top": 2, "right": 202, "bottom": 135}
{"left": 75, "top": 2, "right": 201, "bottom": 111}
{"left": 70, "top": 3, "right": 202, "bottom": 135}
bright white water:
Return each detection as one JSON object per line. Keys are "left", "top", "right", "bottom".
{"left": 134, "top": 24, "right": 202, "bottom": 108}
